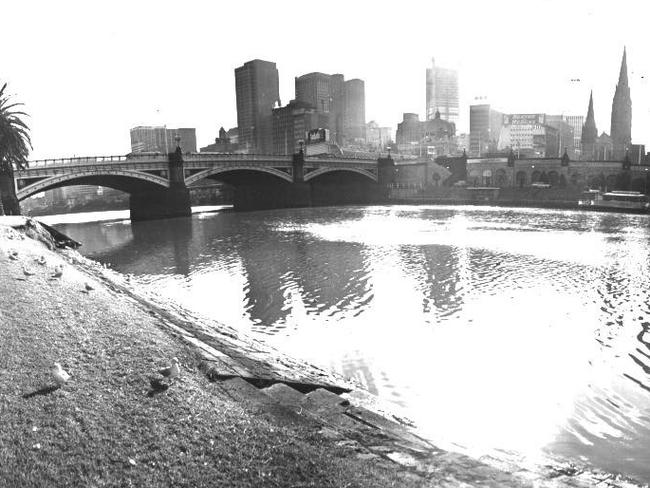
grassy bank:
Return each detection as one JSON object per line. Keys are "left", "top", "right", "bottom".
{"left": 0, "top": 223, "right": 421, "bottom": 487}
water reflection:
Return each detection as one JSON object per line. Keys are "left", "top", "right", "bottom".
{"left": 53, "top": 205, "right": 650, "bottom": 482}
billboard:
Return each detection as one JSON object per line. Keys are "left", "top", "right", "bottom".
{"left": 503, "top": 114, "right": 545, "bottom": 126}
{"left": 306, "top": 128, "right": 330, "bottom": 143}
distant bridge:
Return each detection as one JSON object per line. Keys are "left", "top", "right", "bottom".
{"left": 15, "top": 151, "right": 395, "bottom": 220}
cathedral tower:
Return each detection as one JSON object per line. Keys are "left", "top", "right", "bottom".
{"left": 610, "top": 47, "right": 632, "bottom": 159}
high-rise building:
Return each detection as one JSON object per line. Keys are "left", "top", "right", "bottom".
{"left": 469, "top": 104, "right": 503, "bottom": 156}
{"left": 425, "top": 58, "right": 459, "bottom": 125}
{"left": 611, "top": 48, "right": 632, "bottom": 159}
{"left": 497, "top": 114, "right": 559, "bottom": 158}
{"left": 563, "top": 115, "right": 584, "bottom": 156}
{"left": 235, "top": 59, "right": 281, "bottom": 154}
{"left": 130, "top": 126, "right": 197, "bottom": 153}
{"left": 271, "top": 100, "right": 329, "bottom": 155}
{"left": 295, "top": 72, "right": 336, "bottom": 142}
{"left": 343, "top": 79, "right": 366, "bottom": 142}
{"left": 294, "top": 72, "right": 364, "bottom": 145}
{"left": 546, "top": 115, "right": 575, "bottom": 158}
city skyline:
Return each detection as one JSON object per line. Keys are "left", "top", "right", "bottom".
{"left": 4, "top": 0, "right": 649, "bottom": 159}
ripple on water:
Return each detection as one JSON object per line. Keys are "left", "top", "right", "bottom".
{"left": 59, "top": 205, "right": 650, "bottom": 482}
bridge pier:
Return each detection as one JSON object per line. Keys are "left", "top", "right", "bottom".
{"left": 129, "top": 187, "right": 191, "bottom": 221}
{"left": 130, "top": 146, "right": 192, "bottom": 221}
{"left": 233, "top": 182, "right": 311, "bottom": 211}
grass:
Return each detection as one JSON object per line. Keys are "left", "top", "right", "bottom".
{"left": 0, "top": 225, "right": 423, "bottom": 487}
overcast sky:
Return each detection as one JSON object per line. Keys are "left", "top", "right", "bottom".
{"left": 4, "top": 0, "right": 649, "bottom": 159}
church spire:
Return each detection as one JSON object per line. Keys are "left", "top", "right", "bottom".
{"left": 581, "top": 91, "right": 598, "bottom": 160}
{"left": 582, "top": 91, "right": 597, "bottom": 142}
{"left": 586, "top": 91, "right": 595, "bottom": 124}
{"left": 611, "top": 47, "right": 632, "bottom": 159}
{"left": 618, "top": 46, "right": 628, "bottom": 88}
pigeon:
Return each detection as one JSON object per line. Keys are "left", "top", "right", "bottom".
{"left": 22, "top": 266, "right": 36, "bottom": 277}
{"left": 51, "top": 362, "right": 70, "bottom": 386}
{"left": 51, "top": 265, "right": 63, "bottom": 278}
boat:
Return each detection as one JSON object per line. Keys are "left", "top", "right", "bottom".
{"left": 578, "top": 190, "right": 650, "bottom": 213}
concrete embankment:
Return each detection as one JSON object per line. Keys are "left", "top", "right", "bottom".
{"left": 0, "top": 217, "right": 645, "bottom": 487}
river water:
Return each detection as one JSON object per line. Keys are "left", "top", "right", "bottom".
{"left": 47, "top": 205, "right": 650, "bottom": 481}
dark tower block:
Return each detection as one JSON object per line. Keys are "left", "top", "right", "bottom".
{"left": 581, "top": 91, "right": 598, "bottom": 160}
{"left": 611, "top": 48, "right": 632, "bottom": 160}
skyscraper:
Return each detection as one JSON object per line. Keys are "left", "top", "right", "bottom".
{"left": 130, "top": 126, "right": 197, "bottom": 153}
{"left": 294, "top": 72, "right": 364, "bottom": 145}
{"left": 343, "top": 79, "right": 366, "bottom": 142}
{"left": 610, "top": 48, "right": 632, "bottom": 159}
{"left": 426, "top": 58, "right": 459, "bottom": 125}
{"left": 295, "top": 72, "right": 338, "bottom": 143}
{"left": 563, "top": 115, "right": 584, "bottom": 156}
{"left": 235, "top": 59, "right": 281, "bottom": 153}
{"left": 469, "top": 104, "right": 502, "bottom": 156}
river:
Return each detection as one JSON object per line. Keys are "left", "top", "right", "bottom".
{"left": 45, "top": 204, "right": 650, "bottom": 481}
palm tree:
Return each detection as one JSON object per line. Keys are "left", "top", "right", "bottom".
{"left": 0, "top": 82, "right": 31, "bottom": 215}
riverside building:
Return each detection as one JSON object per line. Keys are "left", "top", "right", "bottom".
{"left": 235, "top": 59, "right": 281, "bottom": 154}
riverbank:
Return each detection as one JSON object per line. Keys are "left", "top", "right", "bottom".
{"left": 0, "top": 218, "right": 645, "bottom": 487}
{"left": 389, "top": 185, "right": 650, "bottom": 214}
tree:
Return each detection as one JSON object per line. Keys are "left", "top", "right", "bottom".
{"left": 0, "top": 83, "right": 31, "bottom": 215}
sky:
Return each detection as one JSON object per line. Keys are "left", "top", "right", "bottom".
{"left": 3, "top": 0, "right": 649, "bottom": 160}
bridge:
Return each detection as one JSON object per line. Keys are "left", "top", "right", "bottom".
{"left": 15, "top": 151, "right": 396, "bottom": 220}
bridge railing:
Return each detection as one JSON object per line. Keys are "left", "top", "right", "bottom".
{"left": 27, "top": 155, "right": 131, "bottom": 168}
{"left": 25, "top": 151, "right": 380, "bottom": 170}
{"left": 185, "top": 153, "right": 293, "bottom": 163}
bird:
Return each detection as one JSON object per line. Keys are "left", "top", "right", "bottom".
{"left": 22, "top": 266, "right": 36, "bottom": 276}
{"left": 159, "top": 357, "right": 180, "bottom": 380}
{"left": 84, "top": 282, "right": 94, "bottom": 291}
{"left": 51, "top": 362, "right": 70, "bottom": 386}
{"left": 8, "top": 250, "right": 18, "bottom": 260}
{"left": 149, "top": 357, "right": 180, "bottom": 392}
{"left": 51, "top": 265, "right": 63, "bottom": 278}
{"left": 35, "top": 256, "right": 46, "bottom": 265}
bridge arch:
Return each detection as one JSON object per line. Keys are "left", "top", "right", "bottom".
{"left": 304, "top": 167, "right": 378, "bottom": 183}
{"left": 16, "top": 169, "right": 170, "bottom": 200}
{"left": 185, "top": 166, "right": 293, "bottom": 186}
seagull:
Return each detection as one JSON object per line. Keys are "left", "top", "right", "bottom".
{"left": 84, "top": 282, "right": 94, "bottom": 291}
{"left": 22, "top": 266, "right": 36, "bottom": 276}
{"left": 149, "top": 358, "right": 180, "bottom": 392}
{"left": 35, "top": 256, "right": 47, "bottom": 265}
{"left": 159, "top": 357, "right": 180, "bottom": 380}
{"left": 51, "top": 362, "right": 70, "bottom": 386}
{"left": 8, "top": 250, "right": 18, "bottom": 260}
{"left": 51, "top": 265, "right": 63, "bottom": 278}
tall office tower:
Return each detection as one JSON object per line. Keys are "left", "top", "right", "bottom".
{"left": 295, "top": 72, "right": 335, "bottom": 142}
{"left": 130, "top": 126, "right": 197, "bottom": 153}
{"left": 546, "top": 115, "right": 575, "bottom": 157}
{"left": 343, "top": 79, "right": 366, "bottom": 142}
{"left": 295, "top": 72, "right": 332, "bottom": 112}
{"left": 235, "top": 59, "right": 281, "bottom": 153}
{"left": 581, "top": 91, "right": 598, "bottom": 160}
{"left": 271, "top": 100, "right": 329, "bottom": 155}
{"left": 610, "top": 48, "right": 632, "bottom": 159}
{"left": 425, "top": 58, "right": 459, "bottom": 125}
{"left": 563, "top": 115, "right": 584, "bottom": 156}
{"left": 469, "top": 104, "right": 503, "bottom": 156}
{"left": 499, "top": 114, "right": 559, "bottom": 158}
